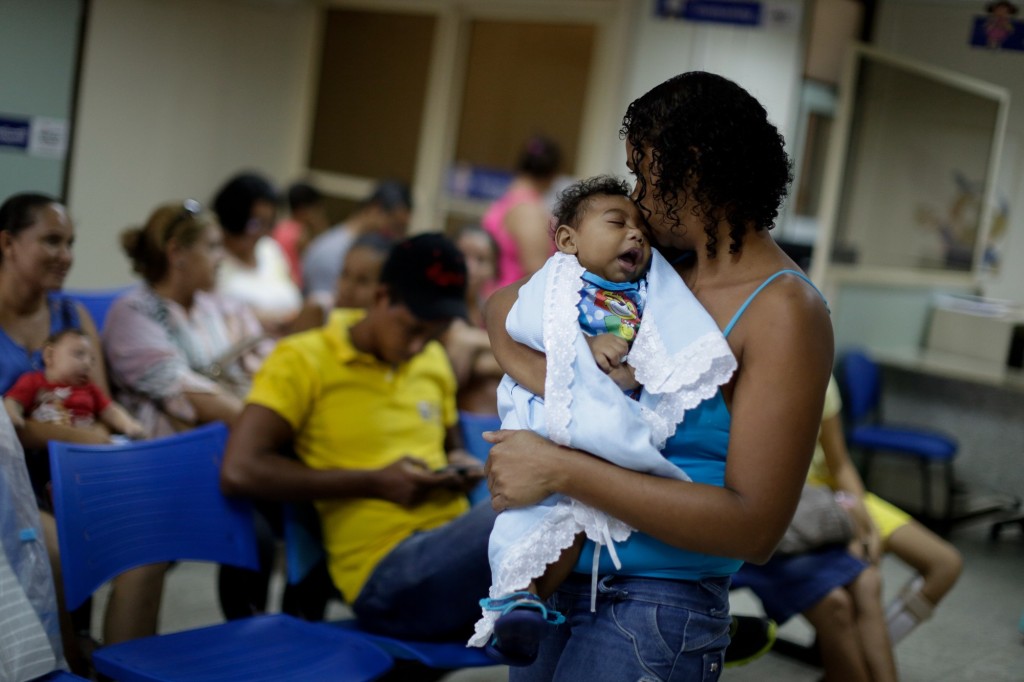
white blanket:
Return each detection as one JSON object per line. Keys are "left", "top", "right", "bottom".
{"left": 469, "top": 251, "right": 736, "bottom": 647}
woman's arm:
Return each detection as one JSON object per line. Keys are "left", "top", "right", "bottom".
{"left": 17, "top": 420, "right": 110, "bottom": 449}
{"left": 820, "top": 413, "right": 866, "bottom": 498}
{"left": 820, "top": 411, "right": 881, "bottom": 560}
{"left": 182, "top": 389, "right": 244, "bottom": 429}
{"left": 486, "top": 281, "right": 834, "bottom": 564}
{"left": 483, "top": 283, "right": 546, "bottom": 395}
{"left": 76, "top": 302, "right": 110, "bottom": 394}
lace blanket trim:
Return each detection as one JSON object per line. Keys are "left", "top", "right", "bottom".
{"left": 468, "top": 498, "right": 632, "bottom": 647}
{"left": 542, "top": 254, "right": 586, "bottom": 446}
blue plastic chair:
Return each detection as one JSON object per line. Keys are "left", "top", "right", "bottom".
{"left": 30, "top": 672, "right": 92, "bottom": 681}
{"left": 839, "top": 349, "right": 959, "bottom": 531}
{"left": 65, "top": 286, "right": 129, "bottom": 332}
{"left": 458, "top": 410, "right": 501, "bottom": 505}
{"left": 48, "top": 422, "right": 393, "bottom": 682}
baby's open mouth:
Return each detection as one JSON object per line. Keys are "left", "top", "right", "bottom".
{"left": 617, "top": 247, "right": 643, "bottom": 271}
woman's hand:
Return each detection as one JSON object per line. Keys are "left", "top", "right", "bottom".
{"left": 483, "top": 429, "right": 567, "bottom": 511}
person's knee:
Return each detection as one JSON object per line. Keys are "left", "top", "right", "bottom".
{"left": 851, "top": 561, "right": 884, "bottom": 602}
{"left": 813, "top": 587, "right": 857, "bottom": 628}
{"left": 923, "top": 543, "right": 963, "bottom": 600}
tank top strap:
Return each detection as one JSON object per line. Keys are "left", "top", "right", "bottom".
{"left": 723, "top": 269, "right": 825, "bottom": 338}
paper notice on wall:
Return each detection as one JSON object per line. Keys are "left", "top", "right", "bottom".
{"left": 28, "top": 118, "right": 68, "bottom": 159}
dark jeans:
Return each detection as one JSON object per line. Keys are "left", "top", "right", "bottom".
{"left": 352, "top": 501, "right": 497, "bottom": 641}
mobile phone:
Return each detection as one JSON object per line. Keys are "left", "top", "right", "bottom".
{"left": 435, "top": 464, "right": 477, "bottom": 475}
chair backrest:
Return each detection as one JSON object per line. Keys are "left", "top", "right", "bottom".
{"left": 458, "top": 411, "right": 501, "bottom": 464}
{"left": 48, "top": 422, "right": 259, "bottom": 610}
{"left": 66, "top": 287, "right": 129, "bottom": 332}
{"left": 839, "top": 349, "right": 882, "bottom": 426}
{"left": 283, "top": 501, "right": 327, "bottom": 586}
{"left": 458, "top": 411, "right": 500, "bottom": 506}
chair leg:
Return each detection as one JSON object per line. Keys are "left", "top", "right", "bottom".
{"left": 943, "top": 461, "right": 956, "bottom": 534}
{"left": 920, "top": 458, "right": 932, "bottom": 523}
{"left": 861, "top": 450, "right": 874, "bottom": 488}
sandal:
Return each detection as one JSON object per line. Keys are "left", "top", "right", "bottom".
{"left": 479, "top": 592, "right": 565, "bottom": 667}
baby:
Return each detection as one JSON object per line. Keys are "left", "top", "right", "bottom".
{"left": 470, "top": 176, "right": 736, "bottom": 664}
{"left": 4, "top": 329, "right": 144, "bottom": 439}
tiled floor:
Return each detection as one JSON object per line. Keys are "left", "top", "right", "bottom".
{"left": 90, "top": 516, "right": 1024, "bottom": 680}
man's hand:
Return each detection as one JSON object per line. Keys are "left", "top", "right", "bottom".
{"left": 375, "top": 456, "right": 466, "bottom": 508}
{"left": 586, "top": 334, "right": 629, "bottom": 374}
{"left": 438, "top": 449, "right": 486, "bottom": 494}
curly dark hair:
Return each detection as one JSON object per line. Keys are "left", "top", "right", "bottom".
{"left": 552, "top": 175, "right": 632, "bottom": 236}
{"left": 621, "top": 72, "right": 792, "bottom": 258}
{"left": 212, "top": 172, "right": 279, "bottom": 236}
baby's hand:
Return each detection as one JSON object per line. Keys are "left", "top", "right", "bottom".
{"left": 607, "top": 364, "right": 640, "bottom": 392}
{"left": 586, "top": 334, "right": 629, "bottom": 374}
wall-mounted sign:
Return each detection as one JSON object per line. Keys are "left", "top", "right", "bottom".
{"left": 970, "top": 1, "right": 1024, "bottom": 51}
{"left": 656, "top": 0, "right": 762, "bottom": 26}
{"left": 0, "top": 116, "right": 31, "bottom": 153}
{"left": 29, "top": 118, "right": 68, "bottom": 159}
{"left": 448, "top": 164, "right": 514, "bottom": 201}
{"left": 0, "top": 115, "right": 68, "bottom": 158}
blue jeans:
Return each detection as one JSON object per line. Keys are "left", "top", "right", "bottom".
{"left": 352, "top": 500, "right": 496, "bottom": 641}
{"left": 511, "top": 573, "right": 731, "bottom": 682}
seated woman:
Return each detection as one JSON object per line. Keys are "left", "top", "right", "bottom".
{"left": 211, "top": 172, "right": 322, "bottom": 335}
{"left": 0, "top": 192, "right": 163, "bottom": 670}
{"left": 104, "top": 199, "right": 270, "bottom": 437}
{"left": 735, "top": 377, "right": 903, "bottom": 682}
{"left": 104, "top": 199, "right": 327, "bottom": 622}
{"left": 810, "top": 376, "right": 962, "bottom": 645}
{"left": 444, "top": 225, "right": 503, "bottom": 416}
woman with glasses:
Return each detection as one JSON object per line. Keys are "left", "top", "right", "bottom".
{"left": 104, "top": 200, "right": 270, "bottom": 438}
{"left": 106, "top": 200, "right": 331, "bottom": 623}
{"left": 0, "top": 192, "right": 164, "bottom": 670}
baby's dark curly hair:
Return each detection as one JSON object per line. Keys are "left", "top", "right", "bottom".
{"left": 621, "top": 72, "right": 792, "bottom": 258}
{"left": 551, "top": 175, "right": 632, "bottom": 238}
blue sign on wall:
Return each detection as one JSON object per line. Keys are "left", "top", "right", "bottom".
{"left": 656, "top": 0, "right": 762, "bottom": 26}
{"left": 970, "top": 16, "right": 1024, "bottom": 51}
{"left": 448, "top": 164, "right": 514, "bottom": 201}
{"left": 0, "top": 116, "right": 31, "bottom": 152}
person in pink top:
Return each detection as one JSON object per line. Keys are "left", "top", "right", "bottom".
{"left": 272, "top": 181, "right": 329, "bottom": 288}
{"left": 482, "top": 135, "right": 562, "bottom": 290}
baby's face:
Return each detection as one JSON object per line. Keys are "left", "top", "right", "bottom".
{"left": 570, "top": 194, "right": 651, "bottom": 283}
{"left": 46, "top": 334, "right": 94, "bottom": 386}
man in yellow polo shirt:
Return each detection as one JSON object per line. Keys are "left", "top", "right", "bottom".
{"left": 221, "top": 233, "right": 496, "bottom": 641}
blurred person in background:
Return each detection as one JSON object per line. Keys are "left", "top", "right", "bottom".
{"left": 482, "top": 135, "right": 561, "bottom": 292}
{"left": 213, "top": 172, "right": 320, "bottom": 335}
{"left": 273, "top": 180, "right": 330, "bottom": 288}
{"left": 302, "top": 180, "right": 412, "bottom": 306}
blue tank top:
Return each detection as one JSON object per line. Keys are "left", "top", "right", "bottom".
{"left": 0, "top": 294, "right": 81, "bottom": 393}
{"left": 574, "top": 269, "right": 822, "bottom": 580}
